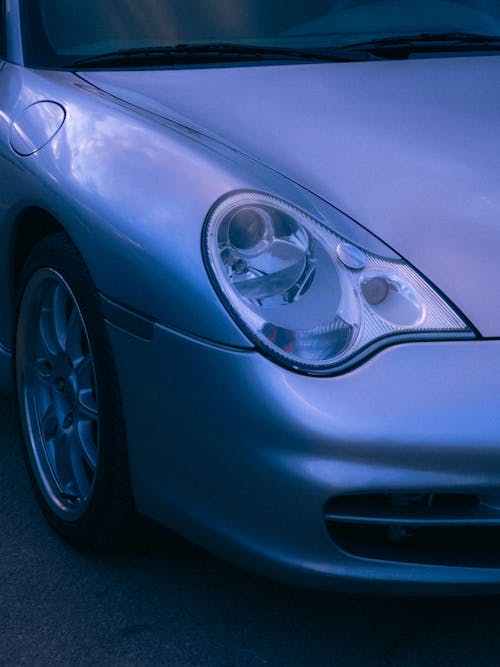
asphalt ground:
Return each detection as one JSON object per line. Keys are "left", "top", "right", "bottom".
{"left": 1, "top": 395, "right": 500, "bottom": 666}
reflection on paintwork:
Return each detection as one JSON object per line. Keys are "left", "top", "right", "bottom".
{"left": 2, "top": 0, "right": 500, "bottom": 594}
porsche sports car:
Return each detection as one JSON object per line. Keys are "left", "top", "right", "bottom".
{"left": 2, "top": 0, "right": 500, "bottom": 593}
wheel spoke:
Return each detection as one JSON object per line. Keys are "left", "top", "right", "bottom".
{"left": 76, "top": 355, "right": 98, "bottom": 425}
{"left": 51, "top": 428, "right": 79, "bottom": 498}
{"left": 39, "top": 322, "right": 98, "bottom": 504}
{"left": 76, "top": 421, "right": 98, "bottom": 471}
{"left": 38, "top": 305, "right": 60, "bottom": 362}
{"left": 75, "top": 353, "right": 90, "bottom": 376}
{"left": 67, "top": 430, "right": 92, "bottom": 500}
{"left": 65, "top": 305, "right": 84, "bottom": 364}
{"left": 78, "top": 388, "right": 98, "bottom": 420}
{"left": 33, "top": 360, "right": 53, "bottom": 418}
{"left": 51, "top": 283, "right": 71, "bottom": 353}
{"left": 34, "top": 357, "right": 53, "bottom": 383}
{"left": 40, "top": 403, "right": 58, "bottom": 441}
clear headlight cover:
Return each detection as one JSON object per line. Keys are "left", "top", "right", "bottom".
{"left": 204, "top": 192, "right": 472, "bottom": 373}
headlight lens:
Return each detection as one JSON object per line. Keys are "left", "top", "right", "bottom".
{"left": 204, "top": 192, "right": 472, "bottom": 373}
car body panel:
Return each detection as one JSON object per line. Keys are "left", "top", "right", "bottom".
{"left": 0, "top": 63, "right": 257, "bottom": 351}
{"left": 82, "top": 56, "right": 500, "bottom": 336}
{"left": 0, "top": 63, "right": 404, "bottom": 355}
{"left": 107, "top": 318, "right": 500, "bottom": 592}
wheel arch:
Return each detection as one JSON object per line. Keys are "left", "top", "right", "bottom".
{"left": 0, "top": 208, "right": 77, "bottom": 395}
{"left": 8, "top": 207, "right": 73, "bottom": 343}
{"left": 12, "top": 207, "right": 66, "bottom": 278}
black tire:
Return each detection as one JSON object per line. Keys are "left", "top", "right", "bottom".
{"left": 14, "top": 232, "right": 134, "bottom": 550}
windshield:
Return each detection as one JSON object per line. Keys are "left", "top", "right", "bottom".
{"left": 21, "top": 0, "right": 500, "bottom": 68}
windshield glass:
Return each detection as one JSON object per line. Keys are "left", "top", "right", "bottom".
{"left": 21, "top": 0, "right": 500, "bottom": 68}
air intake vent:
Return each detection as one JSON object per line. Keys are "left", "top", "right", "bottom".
{"left": 325, "top": 493, "right": 500, "bottom": 567}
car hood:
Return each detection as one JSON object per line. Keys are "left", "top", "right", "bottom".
{"left": 80, "top": 56, "right": 500, "bottom": 336}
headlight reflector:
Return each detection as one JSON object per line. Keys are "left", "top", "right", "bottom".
{"left": 204, "top": 192, "right": 472, "bottom": 373}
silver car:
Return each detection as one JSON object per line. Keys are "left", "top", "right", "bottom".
{"left": 3, "top": 0, "right": 500, "bottom": 593}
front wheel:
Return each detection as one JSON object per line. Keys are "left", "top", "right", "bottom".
{"left": 15, "top": 233, "right": 133, "bottom": 549}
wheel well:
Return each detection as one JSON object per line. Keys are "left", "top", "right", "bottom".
{"left": 12, "top": 208, "right": 65, "bottom": 290}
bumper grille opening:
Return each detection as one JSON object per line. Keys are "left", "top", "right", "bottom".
{"left": 325, "top": 493, "right": 500, "bottom": 567}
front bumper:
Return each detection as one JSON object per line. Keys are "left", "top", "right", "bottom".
{"left": 106, "top": 316, "right": 500, "bottom": 594}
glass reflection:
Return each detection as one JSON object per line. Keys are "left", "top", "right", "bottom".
{"left": 21, "top": 0, "right": 500, "bottom": 67}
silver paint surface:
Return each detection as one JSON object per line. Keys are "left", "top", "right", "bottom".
{"left": 82, "top": 58, "right": 500, "bottom": 336}
{"left": 1, "top": 5, "right": 499, "bottom": 591}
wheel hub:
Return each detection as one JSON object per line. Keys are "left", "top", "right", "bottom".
{"left": 51, "top": 371, "right": 78, "bottom": 424}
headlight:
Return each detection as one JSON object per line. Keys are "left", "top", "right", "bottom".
{"left": 203, "top": 191, "right": 472, "bottom": 374}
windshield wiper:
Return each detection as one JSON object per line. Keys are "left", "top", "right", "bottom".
{"left": 70, "top": 42, "right": 379, "bottom": 68}
{"left": 341, "top": 31, "right": 500, "bottom": 56}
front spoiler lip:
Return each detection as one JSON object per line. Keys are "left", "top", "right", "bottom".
{"left": 106, "top": 316, "right": 500, "bottom": 593}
